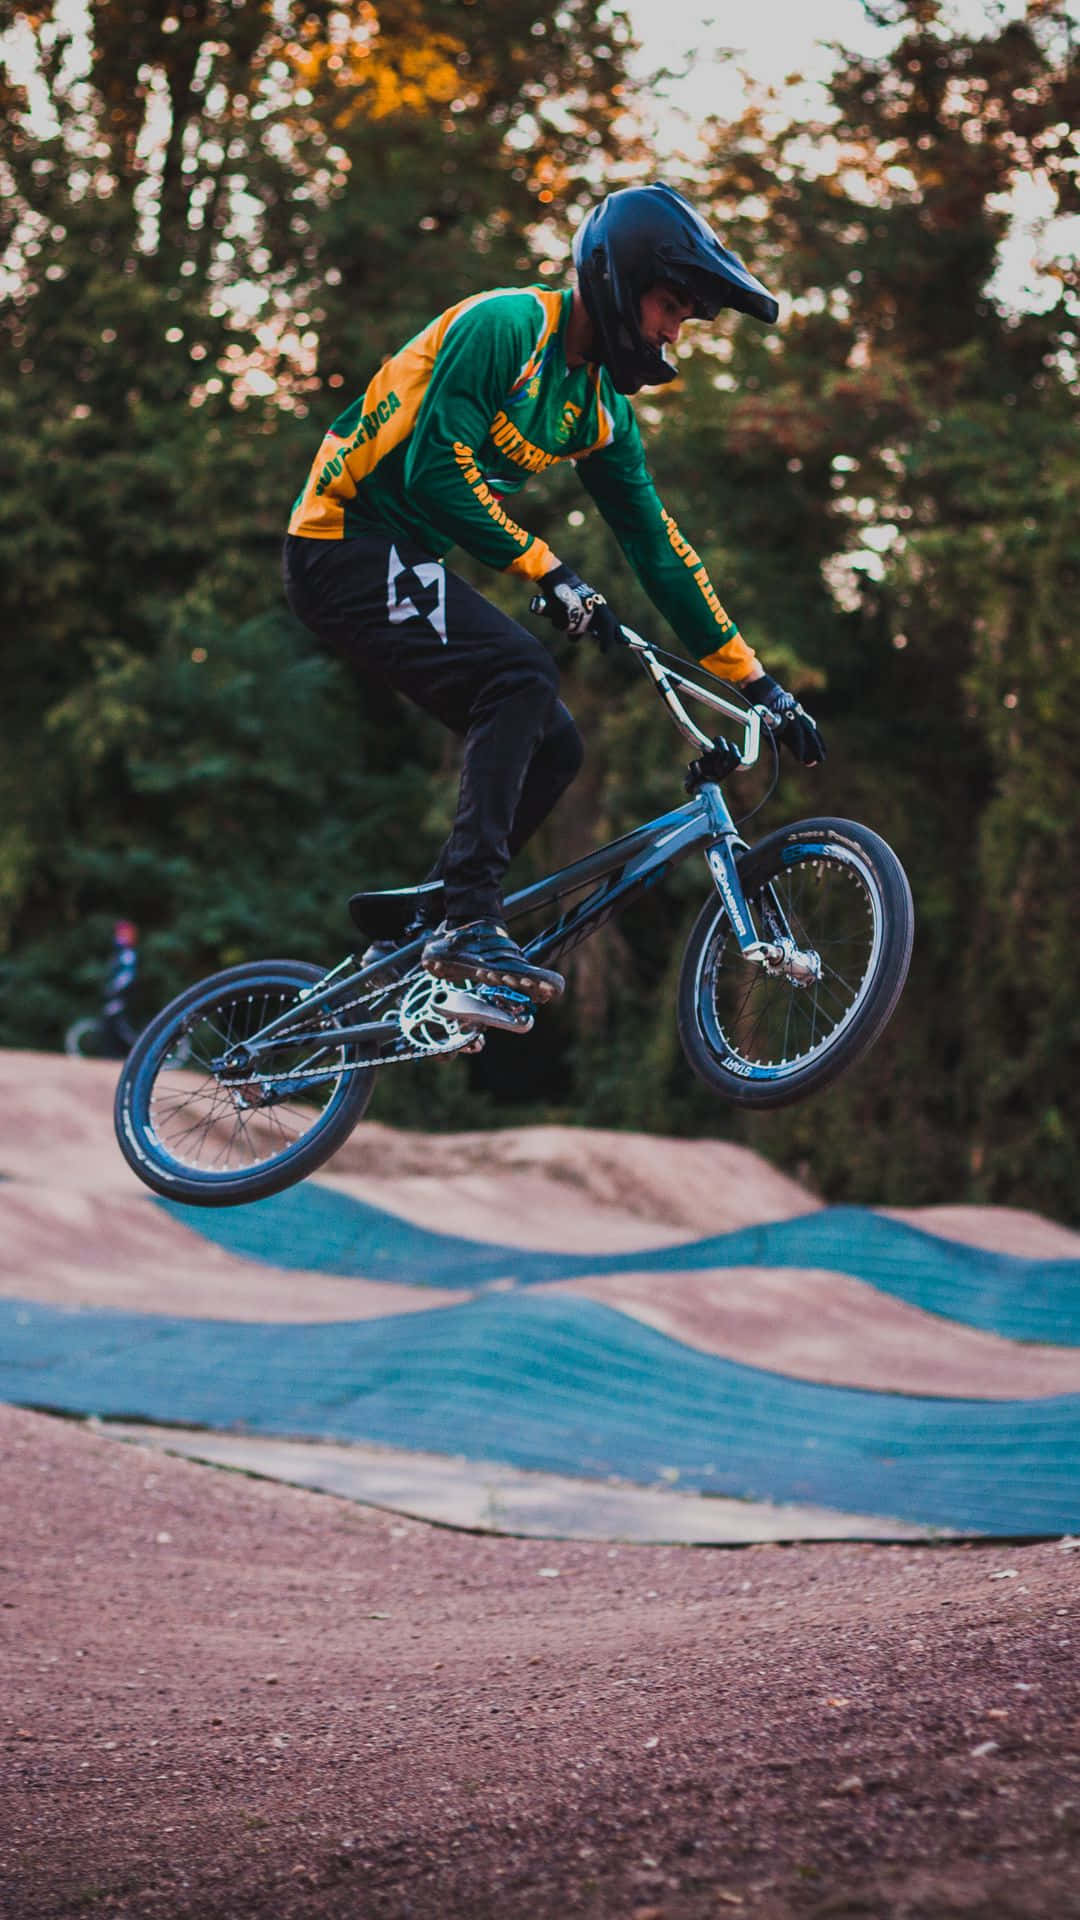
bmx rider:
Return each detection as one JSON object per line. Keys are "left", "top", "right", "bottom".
{"left": 282, "top": 184, "right": 825, "bottom": 1007}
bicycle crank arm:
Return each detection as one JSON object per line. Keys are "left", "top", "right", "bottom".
{"left": 439, "top": 984, "right": 535, "bottom": 1034}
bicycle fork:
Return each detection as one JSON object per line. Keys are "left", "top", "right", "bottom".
{"left": 698, "top": 784, "right": 822, "bottom": 987}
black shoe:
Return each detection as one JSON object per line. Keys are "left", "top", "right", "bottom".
{"left": 422, "top": 920, "right": 565, "bottom": 1005}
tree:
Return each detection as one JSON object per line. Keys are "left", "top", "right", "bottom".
{"left": 672, "top": 0, "right": 1080, "bottom": 1214}
{"left": 0, "top": 0, "right": 635, "bottom": 1053}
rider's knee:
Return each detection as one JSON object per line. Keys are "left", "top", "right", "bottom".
{"left": 479, "top": 642, "right": 559, "bottom": 727}
{"left": 495, "top": 648, "right": 560, "bottom": 721}
{"left": 548, "top": 711, "right": 585, "bottom": 786}
{"left": 529, "top": 647, "right": 561, "bottom": 704}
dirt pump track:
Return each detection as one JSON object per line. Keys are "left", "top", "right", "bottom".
{"left": 3, "top": 1403, "right": 1079, "bottom": 1920}
{"left": 3, "top": 1051, "right": 1080, "bottom": 1914}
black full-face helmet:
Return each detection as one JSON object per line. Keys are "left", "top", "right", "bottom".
{"left": 572, "top": 182, "right": 779, "bottom": 395}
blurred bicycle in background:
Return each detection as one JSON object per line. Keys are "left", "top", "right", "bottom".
{"left": 65, "top": 920, "right": 141, "bottom": 1061}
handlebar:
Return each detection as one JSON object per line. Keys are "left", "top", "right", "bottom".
{"left": 616, "top": 625, "right": 764, "bottom": 770}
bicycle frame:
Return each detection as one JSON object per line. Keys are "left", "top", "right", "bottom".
{"left": 232, "top": 630, "right": 783, "bottom": 1064}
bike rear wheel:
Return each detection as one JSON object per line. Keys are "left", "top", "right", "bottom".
{"left": 677, "top": 817, "right": 913, "bottom": 1109}
{"left": 114, "top": 960, "right": 376, "bottom": 1206}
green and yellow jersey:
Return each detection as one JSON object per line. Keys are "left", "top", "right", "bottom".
{"left": 289, "top": 285, "right": 758, "bottom": 682}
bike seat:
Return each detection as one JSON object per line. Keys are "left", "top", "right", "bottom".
{"left": 347, "top": 881, "right": 445, "bottom": 938}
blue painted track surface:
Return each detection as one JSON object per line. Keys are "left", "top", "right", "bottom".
{"left": 2, "top": 1288, "right": 1079, "bottom": 1534}
{"left": 158, "top": 1194, "right": 1080, "bottom": 1345}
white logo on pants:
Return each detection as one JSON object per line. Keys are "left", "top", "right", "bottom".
{"left": 387, "top": 544, "right": 447, "bottom": 646}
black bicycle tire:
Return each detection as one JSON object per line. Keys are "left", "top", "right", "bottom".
{"left": 114, "top": 959, "right": 376, "bottom": 1206}
{"left": 677, "top": 817, "right": 914, "bottom": 1110}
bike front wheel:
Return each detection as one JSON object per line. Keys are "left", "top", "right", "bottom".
{"left": 65, "top": 1016, "right": 129, "bottom": 1061}
{"left": 65, "top": 1016, "right": 103, "bottom": 1060}
{"left": 677, "top": 817, "right": 914, "bottom": 1110}
{"left": 114, "top": 960, "right": 376, "bottom": 1206}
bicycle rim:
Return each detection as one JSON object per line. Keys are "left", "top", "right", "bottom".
{"left": 697, "top": 842, "right": 884, "bottom": 1081}
{"left": 144, "top": 978, "right": 356, "bottom": 1180}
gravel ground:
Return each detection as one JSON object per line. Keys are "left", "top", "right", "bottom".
{"left": 2, "top": 1403, "right": 1078, "bottom": 1920}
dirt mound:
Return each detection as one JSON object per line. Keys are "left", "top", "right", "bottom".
{"left": 322, "top": 1119, "right": 819, "bottom": 1247}
{"left": 3, "top": 1053, "right": 1078, "bottom": 1404}
{"left": 0, "top": 1051, "right": 815, "bottom": 1247}
{"left": 0, "top": 1050, "right": 135, "bottom": 1192}
{"left": 562, "top": 1265, "right": 1080, "bottom": 1398}
{"left": 887, "top": 1203, "right": 1080, "bottom": 1260}
{"left": 3, "top": 1051, "right": 1076, "bottom": 1263}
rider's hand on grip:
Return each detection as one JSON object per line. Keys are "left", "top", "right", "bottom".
{"left": 742, "top": 673, "right": 826, "bottom": 766}
{"left": 530, "top": 563, "right": 621, "bottom": 654}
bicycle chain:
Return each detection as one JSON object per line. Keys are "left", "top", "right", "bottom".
{"left": 211, "top": 975, "right": 478, "bottom": 1087}
{"left": 254, "top": 1037, "right": 471, "bottom": 1085}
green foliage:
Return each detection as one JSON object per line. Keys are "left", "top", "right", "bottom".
{"left": 1, "top": 0, "right": 1077, "bottom": 1217}
{"left": 0, "top": 0, "right": 632, "bottom": 1036}
{"left": 659, "top": 0, "right": 1080, "bottom": 1217}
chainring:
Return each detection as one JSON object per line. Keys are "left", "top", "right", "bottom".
{"left": 397, "top": 973, "right": 485, "bottom": 1056}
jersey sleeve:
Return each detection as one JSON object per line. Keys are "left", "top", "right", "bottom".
{"left": 576, "top": 403, "right": 760, "bottom": 682}
{"left": 400, "top": 295, "right": 557, "bottom": 581}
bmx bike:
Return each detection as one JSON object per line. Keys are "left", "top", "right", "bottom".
{"left": 114, "top": 625, "right": 914, "bottom": 1208}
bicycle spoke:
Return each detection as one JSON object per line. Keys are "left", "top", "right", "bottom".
{"left": 705, "top": 850, "right": 880, "bottom": 1075}
{"left": 144, "top": 981, "right": 354, "bottom": 1178}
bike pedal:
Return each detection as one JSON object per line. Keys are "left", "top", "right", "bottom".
{"left": 483, "top": 984, "right": 537, "bottom": 1015}
{"left": 439, "top": 984, "right": 535, "bottom": 1035}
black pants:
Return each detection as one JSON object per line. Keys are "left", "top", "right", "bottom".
{"left": 282, "top": 532, "right": 583, "bottom": 924}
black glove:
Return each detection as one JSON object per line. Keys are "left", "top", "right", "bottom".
{"left": 742, "top": 673, "right": 826, "bottom": 766}
{"left": 530, "top": 564, "right": 622, "bottom": 653}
